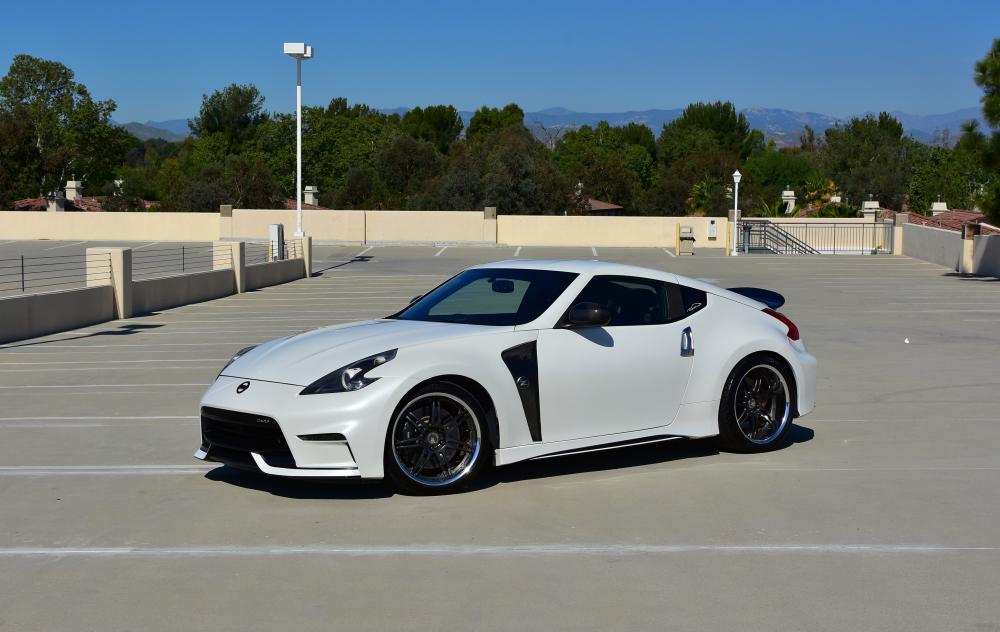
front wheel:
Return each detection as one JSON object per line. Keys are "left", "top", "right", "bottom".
{"left": 384, "top": 382, "right": 491, "bottom": 495}
{"left": 718, "top": 355, "right": 795, "bottom": 452}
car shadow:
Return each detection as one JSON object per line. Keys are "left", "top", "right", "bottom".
{"left": 204, "top": 466, "right": 394, "bottom": 499}
{"left": 479, "top": 424, "right": 815, "bottom": 489}
{"left": 204, "top": 423, "right": 814, "bottom": 498}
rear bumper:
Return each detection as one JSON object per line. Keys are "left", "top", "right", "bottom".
{"left": 792, "top": 345, "right": 817, "bottom": 417}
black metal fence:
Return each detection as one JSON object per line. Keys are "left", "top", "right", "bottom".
{"left": 131, "top": 244, "right": 232, "bottom": 280}
{"left": 245, "top": 239, "right": 304, "bottom": 266}
{"left": 740, "top": 221, "right": 894, "bottom": 255}
{"left": 0, "top": 252, "right": 112, "bottom": 296}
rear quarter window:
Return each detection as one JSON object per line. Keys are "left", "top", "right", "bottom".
{"left": 680, "top": 285, "right": 708, "bottom": 316}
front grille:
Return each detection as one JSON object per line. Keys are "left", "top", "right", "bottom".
{"left": 201, "top": 406, "right": 290, "bottom": 455}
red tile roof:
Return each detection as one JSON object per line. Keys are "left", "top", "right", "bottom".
{"left": 586, "top": 198, "right": 623, "bottom": 212}
{"left": 12, "top": 196, "right": 111, "bottom": 212}
{"left": 886, "top": 209, "right": 999, "bottom": 235}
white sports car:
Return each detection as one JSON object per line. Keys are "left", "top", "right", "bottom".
{"left": 196, "top": 260, "right": 816, "bottom": 494}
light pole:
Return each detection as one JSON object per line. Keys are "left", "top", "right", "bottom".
{"left": 283, "top": 42, "right": 313, "bottom": 237}
{"left": 731, "top": 169, "right": 742, "bottom": 256}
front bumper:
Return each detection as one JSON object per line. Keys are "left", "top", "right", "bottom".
{"left": 194, "top": 376, "right": 399, "bottom": 479}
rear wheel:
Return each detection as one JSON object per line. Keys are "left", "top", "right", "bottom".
{"left": 718, "top": 355, "right": 795, "bottom": 452}
{"left": 384, "top": 382, "right": 491, "bottom": 495}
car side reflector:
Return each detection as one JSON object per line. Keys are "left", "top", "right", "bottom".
{"left": 763, "top": 308, "right": 800, "bottom": 341}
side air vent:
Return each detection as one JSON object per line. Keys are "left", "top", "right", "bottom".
{"left": 501, "top": 341, "right": 542, "bottom": 442}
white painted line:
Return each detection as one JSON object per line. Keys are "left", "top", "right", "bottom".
{"left": 0, "top": 366, "right": 221, "bottom": 372}
{"left": 0, "top": 465, "right": 216, "bottom": 476}
{"left": 514, "top": 246, "right": 522, "bottom": 257}
{"left": 0, "top": 544, "right": 994, "bottom": 558}
{"left": 434, "top": 246, "right": 448, "bottom": 257}
{"left": 0, "top": 383, "right": 210, "bottom": 389}
{"left": 357, "top": 246, "right": 374, "bottom": 256}
{"left": 0, "top": 423, "right": 107, "bottom": 429}
{"left": 132, "top": 241, "right": 160, "bottom": 250}
{"left": 0, "top": 240, "right": 16, "bottom": 246}
{"left": 0, "top": 416, "right": 197, "bottom": 421}
{"left": 42, "top": 240, "right": 86, "bottom": 251}
{"left": 662, "top": 248, "right": 676, "bottom": 258}
{"left": 3, "top": 360, "right": 227, "bottom": 366}
{"left": 591, "top": 247, "right": 598, "bottom": 257}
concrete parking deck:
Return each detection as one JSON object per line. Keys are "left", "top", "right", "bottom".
{"left": 1, "top": 244, "right": 998, "bottom": 631}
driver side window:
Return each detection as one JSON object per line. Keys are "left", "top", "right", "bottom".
{"left": 572, "top": 275, "right": 669, "bottom": 326}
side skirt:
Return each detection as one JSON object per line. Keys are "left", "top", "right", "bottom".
{"left": 495, "top": 425, "right": 692, "bottom": 466}
{"left": 530, "top": 435, "right": 682, "bottom": 460}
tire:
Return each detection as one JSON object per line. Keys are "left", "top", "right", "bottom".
{"left": 718, "top": 354, "right": 796, "bottom": 453}
{"left": 384, "top": 381, "right": 492, "bottom": 495}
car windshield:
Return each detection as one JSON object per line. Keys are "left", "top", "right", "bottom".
{"left": 393, "top": 268, "right": 578, "bottom": 326}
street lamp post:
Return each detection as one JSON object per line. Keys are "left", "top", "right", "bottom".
{"left": 731, "top": 169, "right": 742, "bottom": 256}
{"left": 283, "top": 42, "right": 313, "bottom": 238}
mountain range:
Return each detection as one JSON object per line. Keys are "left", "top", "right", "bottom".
{"left": 119, "top": 106, "right": 985, "bottom": 147}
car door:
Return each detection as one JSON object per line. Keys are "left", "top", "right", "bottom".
{"left": 535, "top": 275, "right": 694, "bottom": 443}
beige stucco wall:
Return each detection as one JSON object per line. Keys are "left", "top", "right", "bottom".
{"left": 227, "top": 209, "right": 365, "bottom": 242}
{"left": 0, "top": 212, "right": 218, "bottom": 241}
{"left": 973, "top": 234, "right": 1000, "bottom": 277}
{"left": 497, "top": 215, "right": 728, "bottom": 248}
{"left": 132, "top": 269, "right": 236, "bottom": 315}
{"left": 365, "top": 210, "right": 489, "bottom": 243}
{"left": 0, "top": 285, "right": 114, "bottom": 344}
{"left": 245, "top": 258, "right": 305, "bottom": 291}
{"left": 903, "top": 223, "right": 962, "bottom": 269}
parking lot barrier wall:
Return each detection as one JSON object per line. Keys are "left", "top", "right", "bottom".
{"left": 87, "top": 247, "right": 132, "bottom": 318}
{"left": 0, "top": 211, "right": 218, "bottom": 241}
{"left": 902, "top": 223, "right": 963, "bottom": 270}
{"left": 973, "top": 234, "right": 1000, "bottom": 277}
{"left": 214, "top": 241, "right": 246, "bottom": 292}
{"left": 495, "top": 215, "right": 728, "bottom": 248}
{"left": 132, "top": 269, "right": 236, "bottom": 315}
{"left": 0, "top": 285, "right": 114, "bottom": 344}
{"left": 245, "top": 257, "right": 306, "bottom": 291}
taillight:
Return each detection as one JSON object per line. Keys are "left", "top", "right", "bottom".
{"left": 763, "top": 308, "right": 800, "bottom": 341}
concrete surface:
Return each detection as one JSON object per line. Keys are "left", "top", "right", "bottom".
{"left": 0, "top": 244, "right": 998, "bottom": 631}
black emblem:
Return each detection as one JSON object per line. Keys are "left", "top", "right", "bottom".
{"left": 236, "top": 381, "right": 250, "bottom": 394}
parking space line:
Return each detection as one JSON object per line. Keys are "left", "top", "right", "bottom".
{"left": 434, "top": 246, "right": 448, "bottom": 256}
{"left": 0, "top": 383, "right": 210, "bottom": 389}
{"left": 591, "top": 247, "right": 598, "bottom": 257}
{"left": 514, "top": 246, "right": 522, "bottom": 257}
{"left": 0, "top": 416, "right": 197, "bottom": 421}
{"left": 0, "top": 465, "right": 216, "bottom": 476}
{"left": 0, "top": 240, "right": 16, "bottom": 246}
{"left": 357, "top": 246, "right": 374, "bottom": 256}
{"left": 42, "top": 240, "right": 86, "bottom": 251}
{"left": 663, "top": 248, "right": 676, "bottom": 258}
{"left": 0, "top": 544, "right": 994, "bottom": 557}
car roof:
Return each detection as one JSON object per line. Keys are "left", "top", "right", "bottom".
{"left": 470, "top": 259, "right": 674, "bottom": 278}
{"left": 469, "top": 259, "right": 766, "bottom": 309}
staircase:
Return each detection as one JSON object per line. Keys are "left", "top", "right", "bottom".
{"left": 741, "top": 221, "right": 820, "bottom": 254}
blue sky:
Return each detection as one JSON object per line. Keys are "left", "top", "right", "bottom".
{"left": 1, "top": 0, "right": 997, "bottom": 122}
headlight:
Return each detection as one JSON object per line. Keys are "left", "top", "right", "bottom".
{"left": 300, "top": 349, "right": 397, "bottom": 395}
{"left": 218, "top": 345, "right": 257, "bottom": 377}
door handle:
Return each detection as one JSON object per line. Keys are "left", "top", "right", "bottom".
{"left": 680, "top": 327, "right": 694, "bottom": 357}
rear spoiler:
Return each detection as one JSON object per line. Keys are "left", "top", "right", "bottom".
{"left": 726, "top": 287, "right": 785, "bottom": 309}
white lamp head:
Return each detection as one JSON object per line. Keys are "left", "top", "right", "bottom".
{"left": 732, "top": 170, "right": 742, "bottom": 184}
{"left": 283, "top": 42, "right": 314, "bottom": 59}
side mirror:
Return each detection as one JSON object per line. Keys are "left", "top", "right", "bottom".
{"left": 409, "top": 295, "right": 422, "bottom": 305}
{"left": 567, "top": 302, "right": 610, "bottom": 327}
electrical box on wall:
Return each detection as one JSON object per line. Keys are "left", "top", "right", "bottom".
{"left": 708, "top": 219, "right": 718, "bottom": 240}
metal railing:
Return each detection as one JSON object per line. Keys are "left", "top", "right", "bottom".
{"left": 131, "top": 244, "right": 232, "bottom": 280}
{"left": 740, "top": 221, "right": 894, "bottom": 255}
{"left": 245, "top": 239, "right": 304, "bottom": 266}
{"left": 0, "top": 252, "right": 112, "bottom": 296}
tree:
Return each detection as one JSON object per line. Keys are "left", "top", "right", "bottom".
{"left": 820, "top": 113, "right": 919, "bottom": 211}
{"left": 657, "top": 101, "right": 764, "bottom": 165}
{"left": 554, "top": 121, "right": 655, "bottom": 212}
{"left": 906, "top": 145, "right": 985, "bottom": 214}
{"left": 742, "top": 148, "right": 819, "bottom": 213}
{"left": 188, "top": 84, "right": 266, "bottom": 153}
{"left": 0, "top": 54, "right": 132, "bottom": 197}
{"left": 401, "top": 105, "right": 463, "bottom": 154}
{"left": 0, "top": 104, "right": 42, "bottom": 207}
{"left": 466, "top": 103, "right": 524, "bottom": 142}
{"left": 964, "top": 39, "right": 1000, "bottom": 223}
{"left": 375, "top": 135, "right": 440, "bottom": 206}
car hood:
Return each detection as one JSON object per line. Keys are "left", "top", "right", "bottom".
{"left": 222, "top": 319, "right": 509, "bottom": 386}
